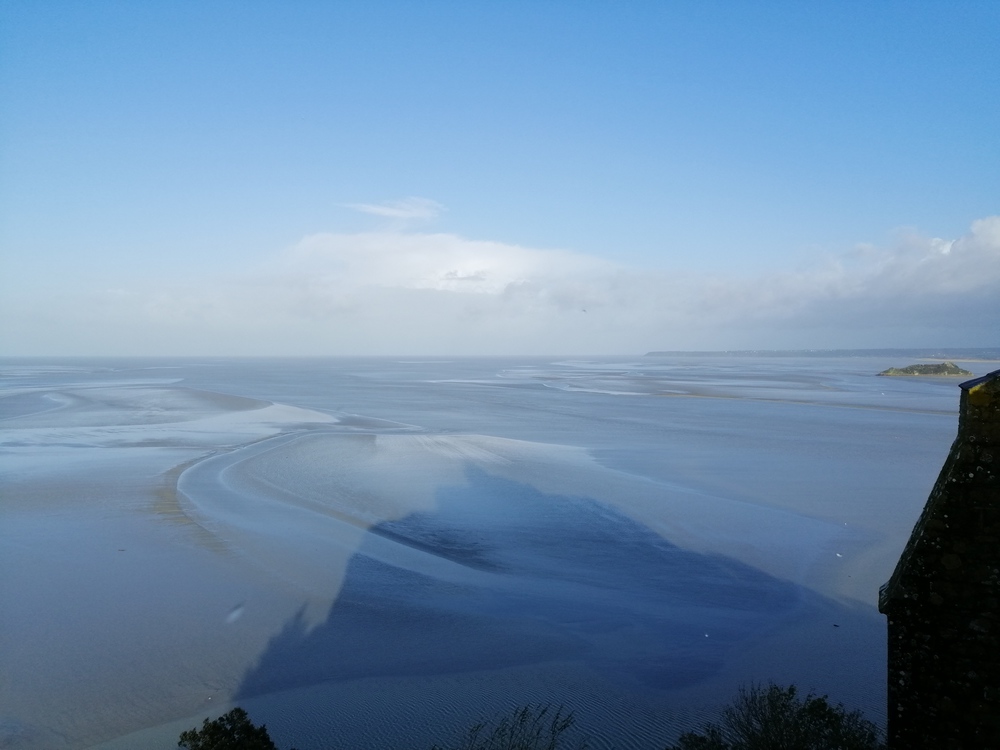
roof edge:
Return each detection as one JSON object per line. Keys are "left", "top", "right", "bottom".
{"left": 960, "top": 367, "right": 1000, "bottom": 390}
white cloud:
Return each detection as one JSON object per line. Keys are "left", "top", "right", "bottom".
{"left": 2, "top": 217, "right": 997, "bottom": 355}
{"left": 343, "top": 197, "right": 444, "bottom": 222}
{"left": 281, "top": 230, "right": 612, "bottom": 294}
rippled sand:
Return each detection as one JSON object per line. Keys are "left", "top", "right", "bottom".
{"left": 2, "top": 356, "right": 965, "bottom": 749}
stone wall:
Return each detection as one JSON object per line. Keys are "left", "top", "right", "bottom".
{"left": 879, "top": 369, "right": 1000, "bottom": 749}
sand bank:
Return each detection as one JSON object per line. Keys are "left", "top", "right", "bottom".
{"left": 3, "top": 358, "right": 933, "bottom": 748}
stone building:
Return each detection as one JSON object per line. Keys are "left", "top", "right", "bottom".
{"left": 879, "top": 368, "right": 1000, "bottom": 749}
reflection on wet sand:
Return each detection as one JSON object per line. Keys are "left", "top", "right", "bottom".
{"left": 3, "top": 355, "right": 959, "bottom": 749}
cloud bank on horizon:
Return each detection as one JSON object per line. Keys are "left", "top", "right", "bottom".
{"left": 2, "top": 207, "right": 997, "bottom": 356}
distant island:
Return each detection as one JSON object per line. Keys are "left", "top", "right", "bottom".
{"left": 877, "top": 362, "right": 973, "bottom": 377}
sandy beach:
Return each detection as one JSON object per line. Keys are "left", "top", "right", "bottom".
{"left": 0, "top": 355, "right": 974, "bottom": 749}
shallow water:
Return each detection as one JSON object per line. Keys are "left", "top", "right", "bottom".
{"left": 0, "top": 354, "right": 991, "bottom": 749}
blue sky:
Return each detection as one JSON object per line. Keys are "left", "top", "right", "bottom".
{"left": 1, "top": 1, "right": 997, "bottom": 355}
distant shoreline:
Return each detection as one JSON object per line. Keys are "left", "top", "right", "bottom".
{"left": 645, "top": 348, "right": 1000, "bottom": 361}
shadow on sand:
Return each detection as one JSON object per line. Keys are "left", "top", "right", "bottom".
{"left": 236, "top": 467, "right": 883, "bottom": 708}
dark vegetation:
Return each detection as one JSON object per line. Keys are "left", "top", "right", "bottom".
{"left": 667, "top": 683, "right": 885, "bottom": 750}
{"left": 429, "top": 705, "right": 586, "bottom": 750}
{"left": 178, "top": 707, "right": 280, "bottom": 750}
{"left": 177, "top": 684, "right": 882, "bottom": 750}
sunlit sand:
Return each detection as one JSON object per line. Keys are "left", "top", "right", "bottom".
{"left": 0, "top": 356, "right": 969, "bottom": 749}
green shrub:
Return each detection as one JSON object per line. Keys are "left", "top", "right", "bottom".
{"left": 177, "top": 707, "right": 279, "bottom": 750}
{"left": 666, "top": 683, "right": 884, "bottom": 750}
{"left": 431, "top": 704, "right": 587, "bottom": 750}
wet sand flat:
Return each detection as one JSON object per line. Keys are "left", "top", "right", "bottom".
{"left": 0, "top": 355, "right": 977, "bottom": 749}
